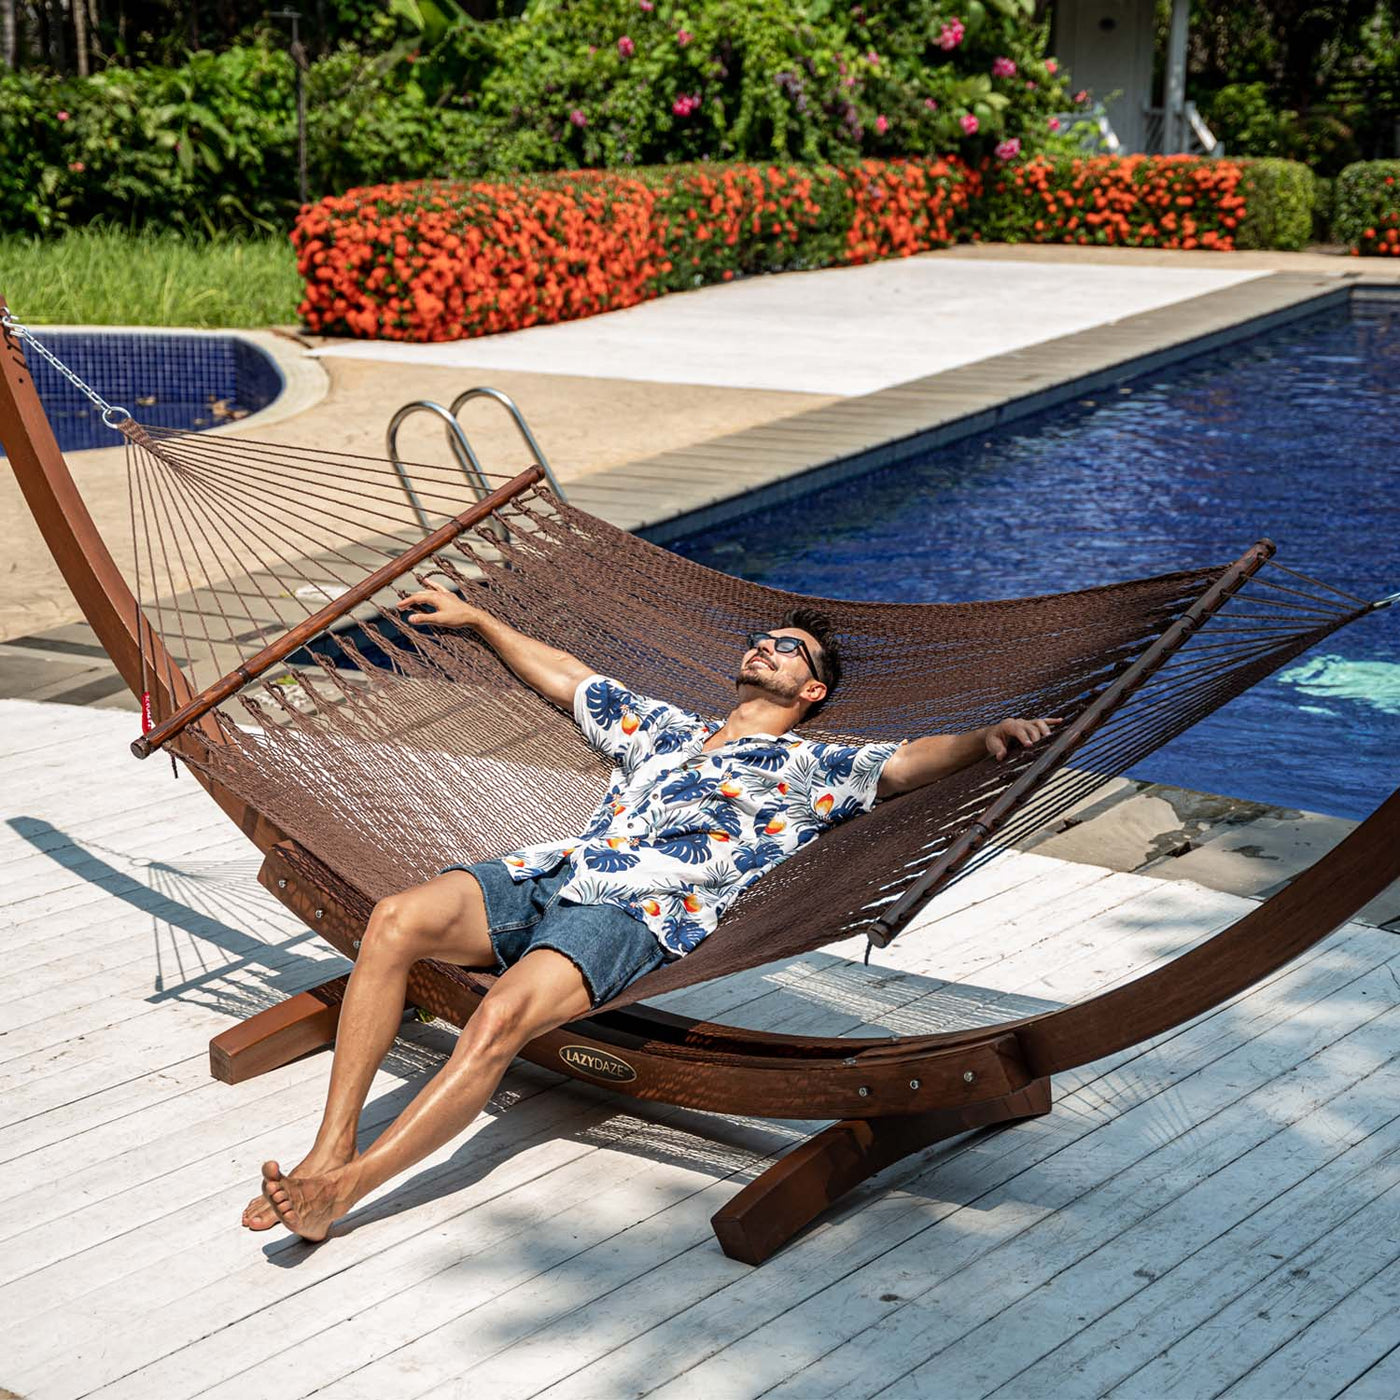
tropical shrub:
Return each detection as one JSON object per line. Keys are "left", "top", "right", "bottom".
{"left": 0, "top": 42, "right": 461, "bottom": 234}
{"left": 290, "top": 157, "right": 976, "bottom": 339}
{"left": 1333, "top": 161, "right": 1400, "bottom": 256}
{"left": 0, "top": 48, "right": 297, "bottom": 234}
{"left": 398, "top": 0, "right": 1073, "bottom": 173}
{"left": 1234, "top": 158, "right": 1315, "bottom": 251}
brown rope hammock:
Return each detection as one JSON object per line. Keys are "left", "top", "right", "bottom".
{"left": 4, "top": 298, "right": 1397, "bottom": 1264}
{"left": 106, "top": 419, "right": 1376, "bottom": 1013}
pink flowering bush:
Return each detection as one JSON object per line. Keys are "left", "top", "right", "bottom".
{"left": 443, "top": 0, "right": 1072, "bottom": 173}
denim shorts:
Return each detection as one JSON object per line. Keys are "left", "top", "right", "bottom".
{"left": 441, "top": 859, "right": 670, "bottom": 1008}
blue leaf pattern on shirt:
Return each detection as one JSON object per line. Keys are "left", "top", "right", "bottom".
{"left": 584, "top": 680, "right": 628, "bottom": 728}
{"left": 583, "top": 847, "right": 641, "bottom": 872}
{"left": 733, "top": 838, "right": 784, "bottom": 873}
{"left": 658, "top": 771, "right": 710, "bottom": 803}
{"left": 653, "top": 832, "right": 715, "bottom": 865}
{"left": 662, "top": 915, "right": 708, "bottom": 953}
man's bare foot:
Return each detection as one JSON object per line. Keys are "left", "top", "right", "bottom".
{"left": 261, "top": 1159, "right": 359, "bottom": 1242}
{"left": 242, "top": 1145, "right": 354, "bottom": 1231}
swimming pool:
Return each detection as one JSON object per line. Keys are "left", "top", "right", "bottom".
{"left": 3, "top": 329, "right": 283, "bottom": 454}
{"left": 667, "top": 293, "right": 1400, "bottom": 820}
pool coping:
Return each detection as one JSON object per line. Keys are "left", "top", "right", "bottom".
{"left": 12, "top": 323, "right": 330, "bottom": 437}
{"left": 556, "top": 271, "right": 1395, "bottom": 542}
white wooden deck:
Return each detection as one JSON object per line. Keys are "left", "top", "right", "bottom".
{"left": 2, "top": 697, "right": 1397, "bottom": 1400}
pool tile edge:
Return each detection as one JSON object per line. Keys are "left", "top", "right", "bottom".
{"left": 572, "top": 272, "right": 1379, "bottom": 543}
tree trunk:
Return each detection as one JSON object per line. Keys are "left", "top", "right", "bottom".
{"left": 47, "top": 0, "right": 67, "bottom": 72}
{"left": 73, "top": 0, "right": 89, "bottom": 75}
{"left": 1, "top": 0, "right": 16, "bottom": 69}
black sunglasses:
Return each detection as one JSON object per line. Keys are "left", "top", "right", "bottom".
{"left": 745, "top": 630, "right": 821, "bottom": 682}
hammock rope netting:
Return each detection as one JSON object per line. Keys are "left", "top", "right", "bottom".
{"left": 117, "top": 421, "right": 1373, "bottom": 1014}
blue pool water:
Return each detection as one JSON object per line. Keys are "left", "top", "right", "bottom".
{"left": 666, "top": 295, "right": 1400, "bottom": 820}
{"left": 3, "top": 330, "right": 282, "bottom": 454}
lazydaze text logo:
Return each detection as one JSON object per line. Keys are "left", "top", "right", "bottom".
{"left": 558, "top": 1044, "right": 638, "bottom": 1083}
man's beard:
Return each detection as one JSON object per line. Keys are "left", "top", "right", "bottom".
{"left": 735, "top": 658, "right": 804, "bottom": 703}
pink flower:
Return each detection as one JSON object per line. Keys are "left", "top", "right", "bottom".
{"left": 1074, "top": 89, "right": 1089, "bottom": 104}
{"left": 672, "top": 93, "right": 702, "bottom": 116}
{"left": 866, "top": 50, "right": 879, "bottom": 65}
{"left": 936, "top": 18, "right": 964, "bottom": 50}
{"left": 570, "top": 108, "right": 588, "bottom": 127}
{"left": 676, "top": 28, "right": 691, "bottom": 45}
{"left": 875, "top": 114, "right": 889, "bottom": 135}
{"left": 994, "top": 138, "right": 1020, "bottom": 160}
{"left": 1045, "top": 58, "right": 1058, "bottom": 74}
{"left": 960, "top": 112, "right": 979, "bottom": 135}
{"left": 991, "top": 57, "right": 1016, "bottom": 78}
{"left": 56, "top": 110, "right": 70, "bottom": 121}
{"left": 924, "top": 97, "right": 938, "bottom": 111}
{"left": 618, "top": 35, "right": 634, "bottom": 56}
{"left": 1048, "top": 116, "right": 1062, "bottom": 131}
{"left": 1025, "top": 80, "right": 1037, "bottom": 90}
{"left": 844, "top": 75, "right": 855, "bottom": 88}
{"left": 68, "top": 160, "right": 85, "bottom": 172}
{"left": 639, "top": 0, "right": 653, "bottom": 8}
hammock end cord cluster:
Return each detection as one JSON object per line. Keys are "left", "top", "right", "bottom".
{"left": 85, "top": 379, "right": 1387, "bottom": 1016}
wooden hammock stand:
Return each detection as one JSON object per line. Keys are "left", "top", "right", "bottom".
{"left": 4, "top": 309, "right": 1397, "bottom": 1266}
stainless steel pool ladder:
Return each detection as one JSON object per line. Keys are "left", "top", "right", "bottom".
{"left": 385, "top": 387, "right": 566, "bottom": 534}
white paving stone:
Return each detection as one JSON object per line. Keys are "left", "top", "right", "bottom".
{"left": 311, "top": 256, "right": 1266, "bottom": 396}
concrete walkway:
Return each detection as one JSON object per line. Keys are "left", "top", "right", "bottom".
{"left": 312, "top": 256, "right": 1266, "bottom": 396}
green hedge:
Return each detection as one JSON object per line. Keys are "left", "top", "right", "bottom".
{"left": 1235, "top": 158, "right": 1315, "bottom": 251}
{"left": 1333, "top": 161, "right": 1400, "bottom": 257}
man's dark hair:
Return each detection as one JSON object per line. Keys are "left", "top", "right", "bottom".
{"left": 780, "top": 606, "right": 842, "bottom": 716}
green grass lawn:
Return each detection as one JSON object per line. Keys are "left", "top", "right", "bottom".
{"left": 0, "top": 228, "right": 302, "bottom": 328}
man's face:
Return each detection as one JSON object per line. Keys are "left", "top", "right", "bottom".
{"left": 736, "top": 627, "right": 825, "bottom": 706}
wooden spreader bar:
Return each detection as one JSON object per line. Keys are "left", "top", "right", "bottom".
{"left": 129, "top": 464, "right": 545, "bottom": 760}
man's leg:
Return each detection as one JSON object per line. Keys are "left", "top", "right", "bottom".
{"left": 260, "top": 946, "right": 593, "bottom": 1241}
{"left": 243, "top": 869, "right": 496, "bottom": 1230}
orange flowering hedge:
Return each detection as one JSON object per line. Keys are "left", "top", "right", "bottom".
{"left": 980, "top": 154, "right": 1250, "bottom": 251}
{"left": 292, "top": 158, "right": 977, "bottom": 341}
{"left": 1334, "top": 162, "right": 1400, "bottom": 257}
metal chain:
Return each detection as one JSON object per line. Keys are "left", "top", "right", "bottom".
{"left": 0, "top": 309, "right": 132, "bottom": 428}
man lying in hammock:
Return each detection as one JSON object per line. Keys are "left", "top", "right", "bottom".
{"left": 249, "top": 587, "right": 1062, "bottom": 1240}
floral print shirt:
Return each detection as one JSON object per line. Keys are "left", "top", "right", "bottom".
{"left": 498, "top": 675, "right": 903, "bottom": 957}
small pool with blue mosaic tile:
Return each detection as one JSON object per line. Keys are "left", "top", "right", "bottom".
{"left": 4, "top": 330, "right": 282, "bottom": 454}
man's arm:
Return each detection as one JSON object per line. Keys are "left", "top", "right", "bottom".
{"left": 876, "top": 717, "right": 1063, "bottom": 799}
{"left": 397, "top": 584, "right": 591, "bottom": 710}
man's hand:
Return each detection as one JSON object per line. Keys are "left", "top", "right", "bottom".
{"left": 878, "top": 714, "right": 1066, "bottom": 797}
{"left": 396, "top": 582, "right": 592, "bottom": 710}
{"left": 396, "top": 583, "right": 489, "bottom": 630}
{"left": 985, "top": 716, "right": 1064, "bottom": 763}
